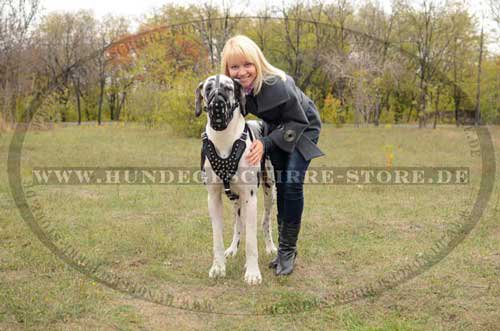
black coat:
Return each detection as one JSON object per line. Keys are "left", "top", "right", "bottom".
{"left": 245, "top": 75, "right": 325, "bottom": 161}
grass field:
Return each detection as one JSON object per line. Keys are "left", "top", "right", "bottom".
{"left": 1, "top": 123, "right": 499, "bottom": 330}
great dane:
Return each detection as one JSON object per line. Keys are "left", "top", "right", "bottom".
{"left": 195, "top": 74, "right": 277, "bottom": 285}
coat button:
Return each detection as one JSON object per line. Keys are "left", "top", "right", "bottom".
{"left": 284, "top": 129, "right": 296, "bottom": 142}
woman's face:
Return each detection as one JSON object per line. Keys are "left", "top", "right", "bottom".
{"left": 227, "top": 55, "right": 256, "bottom": 89}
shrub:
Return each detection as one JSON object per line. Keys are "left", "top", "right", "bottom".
{"left": 125, "top": 72, "right": 206, "bottom": 137}
{"left": 321, "top": 93, "right": 342, "bottom": 126}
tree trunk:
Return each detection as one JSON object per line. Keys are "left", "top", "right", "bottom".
{"left": 418, "top": 65, "right": 427, "bottom": 128}
{"left": 116, "top": 92, "right": 126, "bottom": 121}
{"left": 454, "top": 90, "right": 460, "bottom": 127}
{"left": 453, "top": 36, "right": 460, "bottom": 127}
{"left": 373, "top": 92, "right": 381, "bottom": 127}
{"left": 407, "top": 105, "right": 413, "bottom": 123}
{"left": 433, "top": 87, "right": 440, "bottom": 129}
{"left": 97, "top": 77, "right": 105, "bottom": 125}
{"left": 85, "top": 104, "right": 90, "bottom": 121}
{"left": 475, "top": 28, "right": 484, "bottom": 126}
{"left": 109, "top": 93, "right": 115, "bottom": 121}
{"left": 9, "top": 89, "right": 18, "bottom": 125}
{"left": 496, "top": 68, "right": 500, "bottom": 124}
{"left": 73, "top": 77, "right": 82, "bottom": 125}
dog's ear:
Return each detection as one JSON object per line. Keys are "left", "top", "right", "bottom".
{"left": 194, "top": 81, "right": 204, "bottom": 117}
{"left": 232, "top": 79, "right": 247, "bottom": 116}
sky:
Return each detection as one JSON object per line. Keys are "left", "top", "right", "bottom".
{"left": 41, "top": 0, "right": 263, "bottom": 20}
{"left": 42, "top": 0, "right": 178, "bottom": 19}
{"left": 40, "top": 0, "right": 498, "bottom": 53}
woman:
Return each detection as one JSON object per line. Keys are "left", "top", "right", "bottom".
{"left": 221, "top": 35, "right": 324, "bottom": 276}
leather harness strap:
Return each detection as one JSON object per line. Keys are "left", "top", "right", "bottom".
{"left": 201, "top": 124, "right": 253, "bottom": 200}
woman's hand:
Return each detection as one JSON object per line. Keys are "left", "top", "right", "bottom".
{"left": 246, "top": 139, "right": 264, "bottom": 165}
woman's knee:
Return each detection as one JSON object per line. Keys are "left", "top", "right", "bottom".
{"left": 283, "top": 182, "right": 304, "bottom": 201}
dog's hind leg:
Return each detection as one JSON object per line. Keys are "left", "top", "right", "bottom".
{"left": 208, "top": 186, "right": 226, "bottom": 278}
{"left": 225, "top": 200, "right": 242, "bottom": 258}
{"left": 262, "top": 159, "right": 277, "bottom": 255}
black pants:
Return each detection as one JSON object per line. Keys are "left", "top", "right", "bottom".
{"left": 269, "top": 137, "right": 317, "bottom": 226}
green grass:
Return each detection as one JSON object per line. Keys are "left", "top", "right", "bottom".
{"left": 1, "top": 124, "right": 499, "bottom": 330}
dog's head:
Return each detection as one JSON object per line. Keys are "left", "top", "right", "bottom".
{"left": 195, "top": 74, "right": 247, "bottom": 131}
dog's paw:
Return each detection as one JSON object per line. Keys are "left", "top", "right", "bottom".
{"left": 209, "top": 262, "right": 226, "bottom": 278}
{"left": 265, "top": 244, "right": 278, "bottom": 255}
{"left": 224, "top": 245, "right": 238, "bottom": 258}
{"left": 244, "top": 267, "right": 262, "bottom": 285}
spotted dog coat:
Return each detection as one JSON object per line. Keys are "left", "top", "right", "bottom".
{"left": 195, "top": 75, "right": 277, "bottom": 285}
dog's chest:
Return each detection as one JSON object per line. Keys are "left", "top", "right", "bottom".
{"left": 201, "top": 127, "right": 256, "bottom": 185}
{"left": 203, "top": 139, "right": 245, "bottom": 179}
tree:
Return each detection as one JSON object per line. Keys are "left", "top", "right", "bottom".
{"left": 95, "top": 15, "right": 130, "bottom": 124}
{"left": 490, "top": 0, "right": 500, "bottom": 25}
{"left": 446, "top": 5, "right": 476, "bottom": 126}
{"left": 474, "top": 27, "right": 484, "bottom": 126}
{"left": 0, "top": 0, "right": 40, "bottom": 126}
{"left": 355, "top": 1, "right": 399, "bottom": 125}
{"left": 192, "top": 1, "right": 243, "bottom": 70}
{"left": 397, "top": 0, "right": 456, "bottom": 127}
{"left": 319, "top": 0, "right": 355, "bottom": 114}
{"left": 36, "top": 11, "right": 97, "bottom": 122}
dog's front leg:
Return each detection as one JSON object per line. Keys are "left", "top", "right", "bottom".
{"left": 241, "top": 188, "right": 262, "bottom": 285}
{"left": 208, "top": 187, "right": 225, "bottom": 278}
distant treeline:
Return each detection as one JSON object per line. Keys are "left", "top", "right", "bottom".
{"left": 1, "top": 0, "right": 499, "bottom": 135}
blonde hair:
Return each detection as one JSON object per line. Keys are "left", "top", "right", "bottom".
{"left": 221, "top": 35, "right": 286, "bottom": 95}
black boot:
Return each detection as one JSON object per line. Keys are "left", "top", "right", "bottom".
{"left": 268, "top": 217, "right": 283, "bottom": 269}
{"left": 275, "top": 222, "right": 300, "bottom": 276}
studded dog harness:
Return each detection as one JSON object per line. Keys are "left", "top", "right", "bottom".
{"left": 201, "top": 124, "right": 254, "bottom": 200}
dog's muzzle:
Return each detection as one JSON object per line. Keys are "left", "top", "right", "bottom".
{"left": 207, "top": 94, "right": 234, "bottom": 131}
{"left": 205, "top": 75, "right": 239, "bottom": 131}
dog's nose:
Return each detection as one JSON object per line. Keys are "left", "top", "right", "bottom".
{"left": 215, "top": 93, "right": 226, "bottom": 102}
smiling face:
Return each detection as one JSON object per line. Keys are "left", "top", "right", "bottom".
{"left": 226, "top": 55, "right": 257, "bottom": 90}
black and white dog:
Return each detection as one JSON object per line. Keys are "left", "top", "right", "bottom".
{"left": 195, "top": 74, "right": 277, "bottom": 285}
